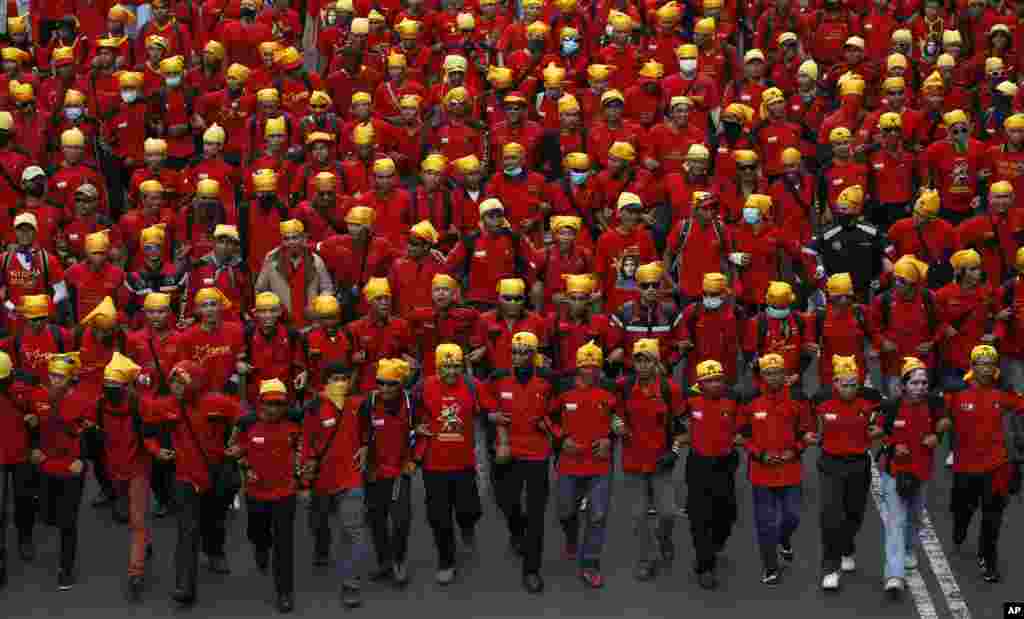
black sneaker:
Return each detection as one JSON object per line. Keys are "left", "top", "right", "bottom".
{"left": 761, "top": 568, "right": 780, "bottom": 585}
{"left": 983, "top": 565, "right": 1001, "bottom": 583}
{"left": 126, "top": 575, "right": 144, "bottom": 601}
{"left": 698, "top": 570, "right": 718, "bottom": 590}
{"left": 277, "top": 593, "right": 294, "bottom": 613}
{"left": 254, "top": 548, "right": 269, "bottom": 573}
{"left": 779, "top": 544, "right": 794, "bottom": 563}
{"left": 313, "top": 551, "right": 330, "bottom": 567}
{"left": 207, "top": 555, "right": 231, "bottom": 574}
{"left": 1, "top": 555, "right": 8, "bottom": 589}
{"left": 341, "top": 585, "right": 362, "bottom": 608}
{"left": 977, "top": 555, "right": 987, "bottom": 571}
{"left": 19, "top": 539, "right": 35, "bottom": 562}
{"left": 57, "top": 569, "right": 74, "bottom": 591}
{"left": 91, "top": 492, "right": 115, "bottom": 508}
{"left": 170, "top": 588, "right": 195, "bottom": 607}
{"left": 369, "top": 566, "right": 394, "bottom": 582}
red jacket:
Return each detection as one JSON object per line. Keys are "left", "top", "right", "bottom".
{"left": 679, "top": 302, "right": 743, "bottom": 385}
{"left": 388, "top": 255, "right": 446, "bottom": 318}
{"left": 245, "top": 323, "right": 306, "bottom": 403}
{"left": 470, "top": 310, "right": 549, "bottom": 373}
{"left": 301, "top": 395, "right": 369, "bottom": 493}
{"left": 934, "top": 282, "right": 996, "bottom": 372}
{"left": 407, "top": 306, "right": 480, "bottom": 378}
{"left": 235, "top": 412, "right": 302, "bottom": 501}
{"left": 444, "top": 229, "right": 533, "bottom": 306}
{"left": 617, "top": 376, "right": 685, "bottom": 473}
{"left": 944, "top": 384, "right": 1024, "bottom": 476}
{"left": 0, "top": 388, "right": 31, "bottom": 465}
{"left": 685, "top": 393, "right": 741, "bottom": 458}
{"left": 30, "top": 386, "right": 89, "bottom": 477}
{"left": 94, "top": 396, "right": 150, "bottom": 482}
{"left": 489, "top": 370, "right": 556, "bottom": 462}
{"left": 738, "top": 386, "right": 813, "bottom": 487}
{"left": 64, "top": 262, "right": 126, "bottom": 324}
{"left": 416, "top": 375, "right": 495, "bottom": 473}
{"left": 365, "top": 392, "right": 413, "bottom": 480}
{"left": 347, "top": 314, "right": 414, "bottom": 392}
{"left": 174, "top": 321, "right": 246, "bottom": 395}
{"left": 814, "top": 391, "right": 881, "bottom": 457}
{"left": 878, "top": 397, "right": 943, "bottom": 483}
{"left": 551, "top": 381, "right": 617, "bottom": 476}
{"left": 304, "top": 327, "right": 353, "bottom": 393}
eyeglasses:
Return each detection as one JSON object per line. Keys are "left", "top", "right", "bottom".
{"left": 500, "top": 295, "right": 525, "bottom": 302}
{"left": 737, "top": 165, "right": 757, "bottom": 171}
{"left": 639, "top": 282, "right": 659, "bottom": 290}
{"left": 951, "top": 128, "right": 969, "bottom": 136}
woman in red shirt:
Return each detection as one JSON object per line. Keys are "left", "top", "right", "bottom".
{"left": 876, "top": 357, "right": 943, "bottom": 596}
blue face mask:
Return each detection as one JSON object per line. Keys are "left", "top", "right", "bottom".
{"left": 504, "top": 166, "right": 523, "bottom": 177}
{"left": 561, "top": 40, "right": 579, "bottom": 55}
{"left": 766, "top": 306, "right": 790, "bottom": 319}
{"left": 702, "top": 295, "right": 724, "bottom": 309}
{"left": 742, "top": 207, "right": 762, "bottom": 225}
{"left": 64, "top": 107, "right": 83, "bottom": 121}
{"left": 569, "top": 170, "right": 589, "bottom": 185}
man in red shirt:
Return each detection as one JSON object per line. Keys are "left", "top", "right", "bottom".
{"left": 469, "top": 278, "right": 549, "bottom": 376}
{"left": 227, "top": 379, "right": 301, "bottom": 613}
{"left": 678, "top": 273, "right": 744, "bottom": 387}
{"left": 64, "top": 232, "right": 126, "bottom": 324}
{"left": 957, "top": 181, "right": 1022, "bottom": 286}
{"left": 738, "top": 353, "right": 813, "bottom": 585}
{"left": 942, "top": 345, "right": 1024, "bottom": 583}
{"left": 550, "top": 341, "right": 617, "bottom": 588}
{"left": 1, "top": 213, "right": 68, "bottom": 334}
{"left": 347, "top": 278, "right": 415, "bottom": 392}
{"left": 413, "top": 344, "right": 496, "bottom": 586}
{"left": 595, "top": 193, "right": 658, "bottom": 312}
{"left": 924, "top": 109, "right": 989, "bottom": 225}
{"left": 388, "top": 221, "right": 446, "bottom": 317}
{"left": 487, "top": 331, "right": 557, "bottom": 593}
{"left": 614, "top": 338, "right": 686, "bottom": 582}
{"left": 681, "top": 358, "right": 743, "bottom": 590}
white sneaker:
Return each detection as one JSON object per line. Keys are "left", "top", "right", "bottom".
{"left": 945, "top": 452, "right": 954, "bottom": 467}
{"left": 884, "top": 577, "right": 904, "bottom": 592}
{"left": 841, "top": 555, "right": 856, "bottom": 572}
{"left": 905, "top": 554, "right": 918, "bottom": 570}
{"left": 822, "top": 571, "right": 840, "bottom": 590}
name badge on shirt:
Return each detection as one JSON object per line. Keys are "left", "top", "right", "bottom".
{"left": 825, "top": 413, "right": 838, "bottom": 421}
{"left": 873, "top": 163, "right": 884, "bottom": 170}
{"left": 500, "top": 392, "right": 513, "bottom": 400}
{"left": 322, "top": 418, "right": 337, "bottom": 428}
{"left": 69, "top": 233, "right": 79, "bottom": 240}
{"left": 57, "top": 181, "right": 67, "bottom": 189}
{"left": 692, "top": 411, "right": 703, "bottom": 419}
{"left": 894, "top": 419, "right": 906, "bottom": 428}
{"left": 832, "top": 178, "right": 844, "bottom": 186}
{"left": 203, "top": 278, "right": 214, "bottom": 285}
{"left": 961, "top": 402, "right": 974, "bottom": 411}
{"left": 373, "top": 418, "right": 385, "bottom": 427}
{"left": 118, "top": 122, "right": 128, "bottom": 128}
{"left": 565, "top": 403, "right": 578, "bottom": 411}
{"left": 767, "top": 136, "right": 778, "bottom": 143}
{"left": 253, "top": 436, "right": 265, "bottom": 445}
{"left": 474, "top": 250, "right": 487, "bottom": 258}
{"left": 754, "top": 411, "right": 768, "bottom": 419}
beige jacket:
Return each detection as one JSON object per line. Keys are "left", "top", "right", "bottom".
{"left": 255, "top": 247, "right": 335, "bottom": 319}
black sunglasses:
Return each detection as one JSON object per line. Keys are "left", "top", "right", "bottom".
{"left": 951, "top": 128, "right": 969, "bottom": 135}
{"left": 882, "top": 127, "right": 901, "bottom": 133}
{"left": 639, "top": 282, "right": 659, "bottom": 290}
{"left": 501, "top": 295, "right": 525, "bottom": 302}
{"left": 737, "top": 164, "right": 757, "bottom": 171}
{"left": 376, "top": 379, "right": 401, "bottom": 387}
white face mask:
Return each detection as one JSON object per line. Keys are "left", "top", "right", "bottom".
{"left": 569, "top": 170, "right": 589, "bottom": 185}
{"left": 679, "top": 59, "right": 697, "bottom": 73}
{"left": 121, "top": 90, "right": 139, "bottom": 103}
{"left": 766, "top": 306, "right": 791, "bottom": 319}
{"left": 64, "top": 106, "right": 83, "bottom": 121}
{"left": 742, "top": 207, "right": 762, "bottom": 224}
{"left": 166, "top": 75, "right": 182, "bottom": 88}
{"left": 703, "top": 295, "right": 724, "bottom": 309}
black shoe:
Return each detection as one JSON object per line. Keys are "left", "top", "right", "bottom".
{"left": 698, "top": 570, "right": 718, "bottom": 590}
{"left": 146, "top": 544, "right": 153, "bottom": 561}
{"left": 57, "top": 569, "right": 74, "bottom": 591}
{"left": 91, "top": 492, "right": 115, "bottom": 508}
{"left": 983, "top": 565, "right": 1001, "bottom": 583}
{"left": 977, "top": 555, "right": 987, "bottom": 571}
{"left": 341, "top": 585, "right": 363, "bottom": 608}
{"left": 127, "top": 575, "right": 144, "bottom": 601}
{"left": 461, "top": 528, "right": 477, "bottom": 555}
{"left": 508, "top": 535, "right": 524, "bottom": 557}
{"left": 153, "top": 502, "right": 169, "bottom": 519}
{"left": 313, "top": 551, "right": 330, "bottom": 567}
{"left": 207, "top": 555, "right": 231, "bottom": 575}
{"left": 779, "top": 544, "right": 794, "bottom": 563}
{"left": 170, "top": 588, "right": 195, "bottom": 607}
{"left": 369, "top": 565, "right": 394, "bottom": 582}
{"left": 953, "top": 527, "right": 967, "bottom": 548}
{"left": 18, "top": 539, "right": 34, "bottom": 562}
{"left": 0, "top": 554, "right": 7, "bottom": 589}
{"left": 254, "top": 548, "right": 269, "bottom": 573}
{"left": 522, "top": 572, "right": 544, "bottom": 594}
{"left": 277, "top": 593, "right": 294, "bottom": 613}
{"left": 761, "top": 568, "right": 780, "bottom": 585}
{"left": 393, "top": 562, "right": 409, "bottom": 587}
{"left": 634, "top": 560, "right": 657, "bottom": 582}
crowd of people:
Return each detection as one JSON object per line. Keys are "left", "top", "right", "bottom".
{"left": 0, "top": 0, "right": 1024, "bottom": 613}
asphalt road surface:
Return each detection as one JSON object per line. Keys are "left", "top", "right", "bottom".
{"left": 0, "top": 449, "right": 1019, "bottom": 619}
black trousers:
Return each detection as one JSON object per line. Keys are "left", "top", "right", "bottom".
{"left": 818, "top": 453, "right": 870, "bottom": 573}
{"left": 174, "top": 482, "right": 233, "bottom": 597}
{"left": 423, "top": 469, "right": 482, "bottom": 569}
{"left": 951, "top": 471, "right": 1008, "bottom": 565}
{"left": 365, "top": 476, "right": 412, "bottom": 567}
{"left": 246, "top": 496, "right": 297, "bottom": 595}
{"left": 151, "top": 460, "right": 175, "bottom": 510}
{"left": 40, "top": 473, "right": 84, "bottom": 573}
{"left": 686, "top": 451, "right": 739, "bottom": 574}
{"left": 0, "top": 463, "right": 37, "bottom": 552}
{"left": 493, "top": 459, "right": 550, "bottom": 575}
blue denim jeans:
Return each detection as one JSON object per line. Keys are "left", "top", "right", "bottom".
{"left": 557, "top": 474, "right": 611, "bottom": 568}
{"left": 621, "top": 471, "right": 675, "bottom": 562}
{"left": 752, "top": 485, "right": 802, "bottom": 571}
{"left": 879, "top": 472, "right": 924, "bottom": 581}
